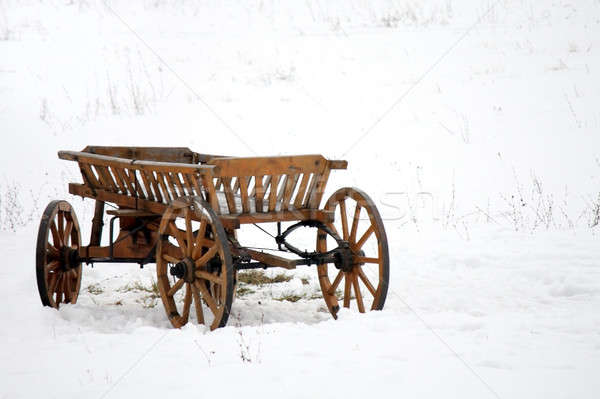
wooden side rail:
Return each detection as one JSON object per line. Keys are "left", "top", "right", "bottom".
{"left": 207, "top": 155, "right": 346, "bottom": 215}
{"left": 59, "top": 151, "right": 217, "bottom": 206}
{"left": 82, "top": 146, "right": 226, "bottom": 165}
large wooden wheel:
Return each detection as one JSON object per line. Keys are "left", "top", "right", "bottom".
{"left": 156, "top": 196, "right": 234, "bottom": 330}
{"left": 317, "top": 187, "right": 389, "bottom": 318}
{"left": 36, "top": 200, "right": 82, "bottom": 308}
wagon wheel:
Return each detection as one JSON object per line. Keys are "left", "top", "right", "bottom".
{"left": 36, "top": 200, "right": 82, "bottom": 308}
{"left": 156, "top": 196, "right": 234, "bottom": 330}
{"left": 317, "top": 188, "right": 389, "bottom": 318}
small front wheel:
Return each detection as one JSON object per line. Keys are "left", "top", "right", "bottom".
{"left": 36, "top": 200, "right": 83, "bottom": 308}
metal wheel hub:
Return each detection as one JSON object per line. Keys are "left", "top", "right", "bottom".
{"left": 170, "top": 257, "right": 195, "bottom": 283}
{"left": 333, "top": 242, "right": 354, "bottom": 272}
{"left": 60, "top": 247, "right": 80, "bottom": 271}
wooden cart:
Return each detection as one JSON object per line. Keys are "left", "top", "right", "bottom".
{"left": 36, "top": 146, "right": 389, "bottom": 330}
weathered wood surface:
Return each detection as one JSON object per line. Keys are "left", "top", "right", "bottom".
{"left": 60, "top": 147, "right": 347, "bottom": 224}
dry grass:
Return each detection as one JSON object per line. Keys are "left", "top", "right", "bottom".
{"left": 237, "top": 270, "right": 292, "bottom": 285}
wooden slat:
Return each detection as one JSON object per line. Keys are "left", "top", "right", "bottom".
{"left": 189, "top": 173, "right": 204, "bottom": 198}
{"left": 156, "top": 172, "right": 172, "bottom": 202}
{"left": 302, "top": 173, "right": 319, "bottom": 207}
{"left": 181, "top": 173, "right": 196, "bottom": 196}
{"left": 246, "top": 249, "right": 297, "bottom": 269}
{"left": 115, "top": 167, "right": 134, "bottom": 195}
{"left": 109, "top": 166, "right": 128, "bottom": 194}
{"left": 146, "top": 171, "right": 163, "bottom": 203}
{"left": 126, "top": 168, "right": 146, "bottom": 200}
{"left": 254, "top": 175, "right": 265, "bottom": 213}
{"left": 268, "top": 175, "right": 281, "bottom": 212}
{"left": 276, "top": 175, "right": 288, "bottom": 202}
{"left": 165, "top": 172, "right": 181, "bottom": 198}
{"left": 232, "top": 177, "right": 241, "bottom": 194}
{"left": 293, "top": 173, "right": 311, "bottom": 209}
{"left": 79, "top": 164, "right": 101, "bottom": 188}
{"left": 200, "top": 174, "right": 219, "bottom": 214}
{"left": 239, "top": 176, "right": 250, "bottom": 213}
{"left": 221, "top": 177, "right": 237, "bottom": 214}
{"left": 282, "top": 173, "right": 300, "bottom": 210}
{"left": 94, "top": 165, "right": 118, "bottom": 192}
{"left": 138, "top": 170, "right": 155, "bottom": 201}
{"left": 309, "top": 168, "right": 331, "bottom": 209}
{"left": 171, "top": 172, "right": 186, "bottom": 197}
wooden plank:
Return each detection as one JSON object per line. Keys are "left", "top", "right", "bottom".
{"left": 59, "top": 151, "right": 218, "bottom": 175}
{"left": 79, "top": 163, "right": 101, "bottom": 188}
{"left": 138, "top": 169, "right": 155, "bottom": 201}
{"left": 303, "top": 172, "right": 319, "bottom": 208}
{"left": 239, "top": 176, "right": 250, "bottom": 213}
{"left": 208, "top": 155, "right": 327, "bottom": 177}
{"left": 155, "top": 172, "right": 172, "bottom": 202}
{"left": 94, "top": 165, "right": 118, "bottom": 192}
{"left": 246, "top": 249, "right": 297, "bottom": 269}
{"left": 220, "top": 208, "right": 334, "bottom": 225}
{"left": 221, "top": 177, "right": 237, "bottom": 214}
{"left": 293, "top": 173, "right": 311, "bottom": 209}
{"left": 254, "top": 175, "right": 265, "bottom": 213}
{"left": 268, "top": 175, "right": 281, "bottom": 212}
{"left": 281, "top": 173, "right": 299, "bottom": 210}
{"left": 146, "top": 171, "right": 163, "bottom": 203}
{"left": 181, "top": 173, "right": 196, "bottom": 196}
{"left": 328, "top": 160, "right": 348, "bottom": 169}
{"left": 114, "top": 167, "right": 134, "bottom": 195}
{"left": 126, "top": 168, "right": 146, "bottom": 200}
{"left": 308, "top": 168, "right": 331, "bottom": 209}
{"left": 200, "top": 174, "right": 219, "bottom": 214}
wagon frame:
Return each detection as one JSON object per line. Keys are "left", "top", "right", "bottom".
{"left": 36, "top": 146, "right": 389, "bottom": 329}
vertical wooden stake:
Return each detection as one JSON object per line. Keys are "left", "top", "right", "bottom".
{"left": 90, "top": 200, "right": 105, "bottom": 246}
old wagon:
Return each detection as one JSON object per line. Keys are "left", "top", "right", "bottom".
{"left": 36, "top": 146, "right": 389, "bottom": 330}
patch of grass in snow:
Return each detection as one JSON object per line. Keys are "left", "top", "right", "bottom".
{"left": 237, "top": 270, "right": 292, "bottom": 285}
{"left": 274, "top": 293, "right": 304, "bottom": 303}
{"left": 236, "top": 286, "right": 255, "bottom": 297}
{"left": 86, "top": 283, "right": 104, "bottom": 295}
{"left": 119, "top": 279, "right": 160, "bottom": 308}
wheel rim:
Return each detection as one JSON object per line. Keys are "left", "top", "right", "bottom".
{"left": 317, "top": 188, "right": 389, "bottom": 317}
{"left": 156, "top": 196, "right": 234, "bottom": 330}
{"left": 36, "top": 200, "right": 82, "bottom": 308}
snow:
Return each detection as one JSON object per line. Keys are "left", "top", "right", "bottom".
{"left": 1, "top": 0, "right": 600, "bottom": 398}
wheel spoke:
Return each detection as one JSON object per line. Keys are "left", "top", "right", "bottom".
{"left": 162, "top": 254, "right": 181, "bottom": 264}
{"left": 194, "top": 245, "right": 218, "bottom": 268}
{"left": 195, "top": 270, "right": 222, "bottom": 285}
{"left": 169, "top": 222, "right": 187, "bottom": 255}
{"left": 46, "top": 261, "right": 61, "bottom": 272}
{"left": 181, "top": 283, "right": 192, "bottom": 323}
{"left": 192, "top": 219, "right": 208, "bottom": 259}
{"left": 357, "top": 267, "right": 376, "bottom": 297}
{"left": 47, "top": 244, "right": 60, "bottom": 260}
{"left": 64, "top": 220, "right": 73, "bottom": 247}
{"left": 167, "top": 278, "right": 185, "bottom": 297}
{"left": 55, "top": 275, "right": 63, "bottom": 304}
{"left": 48, "top": 273, "right": 59, "bottom": 294}
{"left": 343, "top": 272, "right": 351, "bottom": 308}
{"left": 195, "top": 280, "right": 218, "bottom": 316}
{"left": 57, "top": 212, "right": 65, "bottom": 244}
{"left": 349, "top": 204, "right": 361, "bottom": 244}
{"left": 327, "top": 270, "right": 344, "bottom": 295}
{"left": 356, "top": 256, "right": 380, "bottom": 264}
{"left": 352, "top": 273, "right": 365, "bottom": 313}
{"left": 191, "top": 283, "right": 205, "bottom": 324}
{"left": 50, "top": 221, "right": 62, "bottom": 247}
{"left": 339, "top": 199, "right": 349, "bottom": 240}
{"left": 354, "top": 225, "right": 374, "bottom": 250}
{"left": 184, "top": 209, "right": 193, "bottom": 257}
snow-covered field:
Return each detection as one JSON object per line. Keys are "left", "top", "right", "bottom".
{"left": 1, "top": 0, "right": 600, "bottom": 398}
